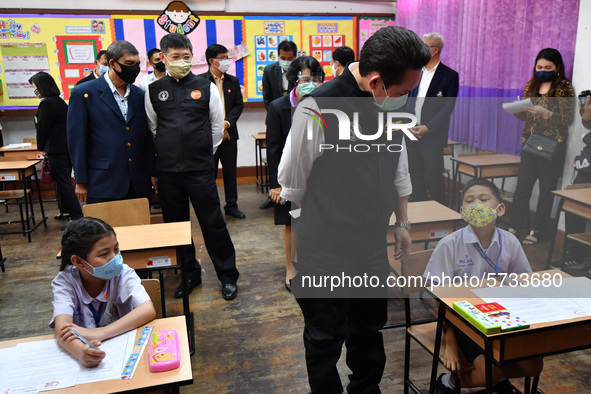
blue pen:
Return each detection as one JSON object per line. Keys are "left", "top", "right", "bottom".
{"left": 70, "top": 327, "right": 100, "bottom": 350}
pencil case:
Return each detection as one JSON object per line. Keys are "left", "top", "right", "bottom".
{"left": 149, "top": 330, "right": 180, "bottom": 372}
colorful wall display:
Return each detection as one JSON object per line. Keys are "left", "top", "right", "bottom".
{"left": 0, "top": 13, "right": 393, "bottom": 108}
{"left": 0, "top": 14, "right": 112, "bottom": 108}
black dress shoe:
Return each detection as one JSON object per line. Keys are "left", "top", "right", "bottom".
{"left": 259, "top": 197, "right": 274, "bottom": 209}
{"left": 174, "top": 274, "right": 202, "bottom": 298}
{"left": 285, "top": 282, "right": 292, "bottom": 293}
{"left": 225, "top": 208, "right": 246, "bottom": 219}
{"left": 222, "top": 283, "right": 238, "bottom": 300}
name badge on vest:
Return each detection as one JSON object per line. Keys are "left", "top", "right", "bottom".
{"left": 158, "top": 91, "right": 169, "bottom": 101}
{"left": 190, "top": 90, "right": 202, "bottom": 100}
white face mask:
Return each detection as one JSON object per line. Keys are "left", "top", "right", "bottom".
{"left": 215, "top": 59, "right": 231, "bottom": 73}
{"left": 331, "top": 62, "right": 339, "bottom": 77}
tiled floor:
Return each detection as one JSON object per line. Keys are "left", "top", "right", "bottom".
{"left": 1, "top": 179, "right": 590, "bottom": 393}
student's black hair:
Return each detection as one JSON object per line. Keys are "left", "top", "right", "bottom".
{"left": 205, "top": 44, "right": 229, "bottom": 66}
{"left": 60, "top": 217, "right": 116, "bottom": 271}
{"left": 333, "top": 46, "right": 355, "bottom": 66}
{"left": 461, "top": 178, "right": 502, "bottom": 204}
{"left": 28, "top": 71, "right": 61, "bottom": 98}
{"left": 359, "top": 26, "right": 431, "bottom": 87}
{"left": 285, "top": 56, "right": 325, "bottom": 85}
{"left": 106, "top": 40, "right": 139, "bottom": 63}
{"left": 278, "top": 40, "right": 297, "bottom": 55}
{"left": 160, "top": 33, "right": 193, "bottom": 54}
{"left": 96, "top": 50, "right": 108, "bottom": 62}
{"left": 147, "top": 48, "right": 161, "bottom": 62}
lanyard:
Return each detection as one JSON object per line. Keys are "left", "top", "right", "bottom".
{"left": 472, "top": 228, "right": 503, "bottom": 274}
{"left": 88, "top": 301, "right": 105, "bottom": 326}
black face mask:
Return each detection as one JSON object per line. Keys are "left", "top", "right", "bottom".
{"left": 114, "top": 61, "right": 141, "bottom": 84}
{"left": 153, "top": 61, "right": 166, "bottom": 72}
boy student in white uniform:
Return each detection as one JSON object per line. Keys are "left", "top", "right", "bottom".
{"left": 423, "top": 178, "right": 543, "bottom": 393}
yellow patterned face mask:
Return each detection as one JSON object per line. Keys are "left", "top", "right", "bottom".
{"left": 462, "top": 203, "right": 499, "bottom": 228}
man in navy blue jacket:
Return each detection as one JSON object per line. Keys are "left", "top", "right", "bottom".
{"left": 67, "top": 41, "right": 154, "bottom": 204}
{"left": 406, "top": 32, "right": 459, "bottom": 204}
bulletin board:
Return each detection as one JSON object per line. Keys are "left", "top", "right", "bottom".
{"left": 0, "top": 12, "right": 395, "bottom": 108}
{"left": 243, "top": 16, "right": 355, "bottom": 102}
{"left": 0, "top": 14, "right": 113, "bottom": 108}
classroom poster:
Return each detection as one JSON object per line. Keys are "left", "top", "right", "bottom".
{"left": 244, "top": 16, "right": 354, "bottom": 102}
{"left": 111, "top": 15, "right": 244, "bottom": 94}
{"left": 0, "top": 14, "right": 113, "bottom": 108}
{"left": 358, "top": 17, "right": 395, "bottom": 54}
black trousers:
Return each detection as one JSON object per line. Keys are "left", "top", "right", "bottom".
{"left": 565, "top": 171, "right": 591, "bottom": 260}
{"left": 510, "top": 145, "right": 566, "bottom": 233}
{"left": 47, "top": 153, "right": 83, "bottom": 219}
{"left": 296, "top": 296, "right": 387, "bottom": 394}
{"left": 214, "top": 139, "right": 238, "bottom": 210}
{"left": 407, "top": 142, "right": 446, "bottom": 204}
{"left": 157, "top": 170, "right": 239, "bottom": 285}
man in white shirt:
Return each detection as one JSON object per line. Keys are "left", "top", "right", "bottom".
{"left": 278, "top": 26, "right": 431, "bottom": 394}
{"left": 138, "top": 48, "right": 166, "bottom": 91}
{"left": 406, "top": 32, "right": 459, "bottom": 204}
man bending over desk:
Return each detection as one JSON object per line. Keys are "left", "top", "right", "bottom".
{"left": 423, "top": 178, "right": 543, "bottom": 393}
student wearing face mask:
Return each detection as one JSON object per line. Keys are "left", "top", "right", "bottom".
{"left": 67, "top": 40, "right": 155, "bottom": 204}
{"left": 138, "top": 48, "right": 166, "bottom": 91}
{"left": 145, "top": 33, "right": 240, "bottom": 301}
{"left": 267, "top": 56, "right": 324, "bottom": 292}
{"left": 423, "top": 178, "right": 541, "bottom": 393}
{"left": 76, "top": 50, "right": 108, "bottom": 86}
{"left": 198, "top": 44, "right": 245, "bottom": 219}
{"left": 405, "top": 32, "right": 459, "bottom": 205}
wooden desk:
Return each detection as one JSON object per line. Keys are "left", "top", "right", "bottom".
{"left": 0, "top": 316, "right": 193, "bottom": 393}
{"left": 443, "top": 139, "right": 459, "bottom": 156}
{"left": 0, "top": 144, "right": 43, "bottom": 160}
{"left": 251, "top": 132, "right": 268, "bottom": 193}
{"left": 546, "top": 188, "right": 591, "bottom": 268}
{"left": 388, "top": 200, "right": 462, "bottom": 248}
{"left": 0, "top": 159, "right": 47, "bottom": 242}
{"left": 428, "top": 270, "right": 591, "bottom": 394}
{"left": 451, "top": 153, "right": 521, "bottom": 208}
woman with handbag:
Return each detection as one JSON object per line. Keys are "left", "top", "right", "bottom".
{"left": 508, "top": 48, "right": 575, "bottom": 245}
{"left": 29, "top": 72, "right": 83, "bottom": 221}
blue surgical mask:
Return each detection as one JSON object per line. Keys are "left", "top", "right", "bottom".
{"left": 82, "top": 252, "right": 124, "bottom": 280}
{"left": 297, "top": 82, "right": 319, "bottom": 96}
{"left": 98, "top": 65, "right": 109, "bottom": 76}
{"left": 535, "top": 70, "right": 557, "bottom": 83}
{"left": 372, "top": 81, "right": 408, "bottom": 111}
{"left": 279, "top": 60, "right": 292, "bottom": 72}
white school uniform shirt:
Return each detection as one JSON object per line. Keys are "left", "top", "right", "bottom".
{"left": 138, "top": 72, "right": 159, "bottom": 91}
{"left": 423, "top": 225, "right": 532, "bottom": 285}
{"left": 50, "top": 264, "right": 151, "bottom": 328}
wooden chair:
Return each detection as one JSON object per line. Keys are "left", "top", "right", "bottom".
{"left": 558, "top": 183, "right": 591, "bottom": 267}
{"left": 403, "top": 249, "right": 540, "bottom": 393}
{"left": 82, "top": 198, "right": 151, "bottom": 227}
{"left": 0, "top": 189, "right": 32, "bottom": 241}
{"left": 141, "top": 278, "right": 163, "bottom": 319}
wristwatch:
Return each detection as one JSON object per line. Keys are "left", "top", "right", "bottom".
{"left": 394, "top": 221, "right": 412, "bottom": 231}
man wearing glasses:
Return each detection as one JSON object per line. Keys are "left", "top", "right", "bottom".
{"left": 145, "top": 33, "right": 240, "bottom": 301}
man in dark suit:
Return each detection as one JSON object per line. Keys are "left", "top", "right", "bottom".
{"left": 260, "top": 40, "right": 297, "bottom": 209}
{"left": 199, "top": 44, "right": 245, "bottom": 219}
{"left": 406, "top": 32, "right": 459, "bottom": 204}
{"left": 76, "top": 50, "right": 108, "bottom": 86}
{"left": 67, "top": 40, "right": 154, "bottom": 204}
